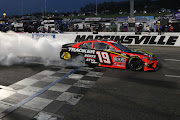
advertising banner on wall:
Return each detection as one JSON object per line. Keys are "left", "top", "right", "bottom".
{"left": 30, "top": 33, "right": 180, "bottom": 46}
{"left": 74, "top": 34, "right": 180, "bottom": 46}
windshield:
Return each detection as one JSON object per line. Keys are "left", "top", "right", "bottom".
{"left": 111, "top": 43, "right": 131, "bottom": 52}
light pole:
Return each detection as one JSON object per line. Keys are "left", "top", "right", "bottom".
{"left": 96, "top": 0, "right": 98, "bottom": 16}
{"left": 130, "top": 0, "right": 134, "bottom": 18}
{"left": 20, "top": 0, "right": 23, "bottom": 16}
{"left": 45, "top": 0, "right": 47, "bottom": 17}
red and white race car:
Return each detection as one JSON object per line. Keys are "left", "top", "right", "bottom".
{"left": 60, "top": 40, "right": 158, "bottom": 71}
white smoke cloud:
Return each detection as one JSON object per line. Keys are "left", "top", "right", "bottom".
{"left": 0, "top": 53, "right": 23, "bottom": 66}
{"left": 0, "top": 31, "right": 70, "bottom": 66}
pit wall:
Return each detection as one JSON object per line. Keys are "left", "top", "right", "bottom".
{"left": 16, "top": 32, "right": 180, "bottom": 46}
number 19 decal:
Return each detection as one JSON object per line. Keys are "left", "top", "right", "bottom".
{"left": 96, "top": 51, "right": 111, "bottom": 64}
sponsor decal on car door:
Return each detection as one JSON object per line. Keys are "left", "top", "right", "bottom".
{"left": 96, "top": 51, "right": 113, "bottom": 65}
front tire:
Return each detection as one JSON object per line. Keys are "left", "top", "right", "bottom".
{"left": 128, "top": 57, "right": 143, "bottom": 71}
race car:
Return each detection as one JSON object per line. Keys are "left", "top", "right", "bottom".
{"left": 60, "top": 40, "right": 158, "bottom": 71}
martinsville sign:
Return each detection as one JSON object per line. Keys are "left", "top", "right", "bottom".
{"left": 24, "top": 32, "right": 180, "bottom": 46}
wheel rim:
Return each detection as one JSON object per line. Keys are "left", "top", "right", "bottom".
{"left": 129, "top": 58, "right": 143, "bottom": 70}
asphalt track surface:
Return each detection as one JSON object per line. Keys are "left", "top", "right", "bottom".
{"left": 0, "top": 64, "right": 51, "bottom": 86}
{"left": 0, "top": 46, "right": 179, "bottom": 120}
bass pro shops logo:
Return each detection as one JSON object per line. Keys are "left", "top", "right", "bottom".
{"left": 75, "top": 35, "right": 179, "bottom": 45}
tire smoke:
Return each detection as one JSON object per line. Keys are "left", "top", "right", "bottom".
{"left": 0, "top": 31, "right": 69, "bottom": 66}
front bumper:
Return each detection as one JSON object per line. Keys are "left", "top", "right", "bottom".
{"left": 143, "top": 61, "right": 159, "bottom": 71}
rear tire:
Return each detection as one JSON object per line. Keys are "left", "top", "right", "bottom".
{"left": 73, "top": 55, "right": 85, "bottom": 66}
{"left": 128, "top": 57, "right": 143, "bottom": 71}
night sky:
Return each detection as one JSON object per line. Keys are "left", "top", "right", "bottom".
{"left": 0, "top": 0, "right": 128, "bottom": 16}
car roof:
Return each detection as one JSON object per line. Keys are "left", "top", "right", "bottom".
{"left": 82, "top": 39, "right": 117, "bottom": 44}
{"left": 72, "top": 40, "right": 118, "bottom": 48}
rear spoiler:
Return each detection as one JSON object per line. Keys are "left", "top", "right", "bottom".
{"left": 62, "top": 43, "right": 76, "bottom": 48}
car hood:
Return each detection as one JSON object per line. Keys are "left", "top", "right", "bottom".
{"left": 130, "top": 49, "right": 155, "bottom": 57}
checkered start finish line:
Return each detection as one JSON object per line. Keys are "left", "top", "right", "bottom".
{"left": 0, "top": 66, "right": 105, "bottom": 120}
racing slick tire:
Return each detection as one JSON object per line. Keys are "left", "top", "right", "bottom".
{"left": 128, "top": 57, "right": 143, "bottom": 71}
{"left": 73, "top": 55, "right": 85, "bottom": 66}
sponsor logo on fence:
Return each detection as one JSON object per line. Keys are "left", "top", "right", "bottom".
{"left": 32, "top": 34, "right": 56, "bottom": 39}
